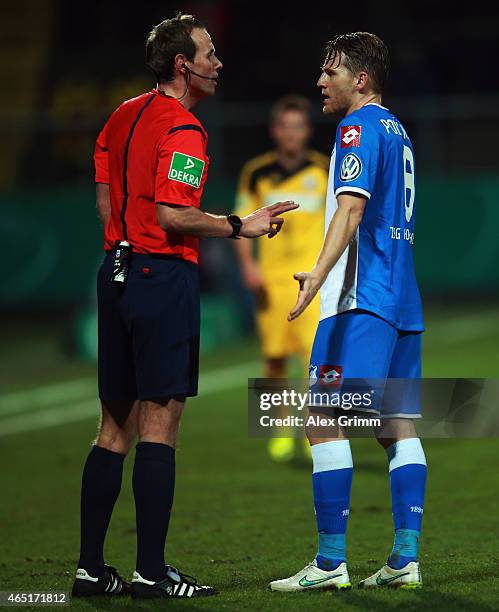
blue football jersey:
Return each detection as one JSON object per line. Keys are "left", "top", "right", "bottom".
{"left": 320, "top": 103, "right": 424, "bottom": 331}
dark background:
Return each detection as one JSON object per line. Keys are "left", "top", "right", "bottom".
{"left": 0, "top": 0, "right": 498, "bottom": 346}
{"left": 6, "top": 0, "right": 499, "bottom": 187}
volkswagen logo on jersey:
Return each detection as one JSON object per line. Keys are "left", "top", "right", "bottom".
{"left": 340, "top": 154, "right": 362, "bottom": 181}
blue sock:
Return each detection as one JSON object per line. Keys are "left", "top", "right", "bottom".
{"left": 386, "top": 438, "right": 427, "bottom": 569}
{"left": 311, "top": 440, "right": 353, "bottom": 571}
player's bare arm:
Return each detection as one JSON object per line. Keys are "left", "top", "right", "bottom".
{"left": 288, "top": 192, "right": 366, "bottom": 321}
{"left": 156, "top": 200, "right": 298, "bottom": 239}
{"left": 96, "top": 183, "right": 111, "bottom": 226}
{"left": 234, "top": 238, "right": 265, "bottom": 292}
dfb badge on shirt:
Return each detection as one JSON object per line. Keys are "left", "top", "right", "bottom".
{"left": 340, "top": 125, "right": 362, "bottom": 148}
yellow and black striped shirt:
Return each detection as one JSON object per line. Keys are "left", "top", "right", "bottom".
{"left": 235, "top": 150, "right": 329, "bottom": 283}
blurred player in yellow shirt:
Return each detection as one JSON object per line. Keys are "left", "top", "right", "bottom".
{"left": 234, "top": 96, "right": 328, "bottom": 461}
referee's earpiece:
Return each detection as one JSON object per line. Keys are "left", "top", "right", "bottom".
{"left": 179, "top": 63, "right": 218, "bottom": 82}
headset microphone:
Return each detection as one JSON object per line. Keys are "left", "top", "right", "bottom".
{"left": 182, "top": 64, "right": 218, "bottom": 81}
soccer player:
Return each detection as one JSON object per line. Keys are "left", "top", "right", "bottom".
{"left": 70, "top": 13, "right": 297, "bottom": 600}
{"left": 269, "top": 32, "right": 427, "bottom": 592}
{"left": 234, "top": 96, "right": 328, "bottom": 461}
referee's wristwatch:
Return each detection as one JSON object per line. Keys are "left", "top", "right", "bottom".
{"left": 227, "top": 214, "right": 242, "bottom": 239}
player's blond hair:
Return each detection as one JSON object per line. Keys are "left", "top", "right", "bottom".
{"left": 323, "top": 32, "right": 390, "bottom": 94}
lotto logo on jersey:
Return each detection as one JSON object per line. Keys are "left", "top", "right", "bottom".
{"left": 319, "top": 365, "right": 342, "bottom": 386}
{"left": 168, "top": 152, "right": 205, "bottom": 188}
{"left": 340, "top": 125, "right": 362, "bottom": 148}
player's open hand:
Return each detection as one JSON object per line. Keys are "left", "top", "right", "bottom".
{"left": 240, "top": 201, "right": 299, "bottom": 239}
{"left": 288, "top": 271, "right": 322, "bottom": 321}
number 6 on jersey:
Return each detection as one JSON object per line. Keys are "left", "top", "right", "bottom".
{"left": 403, "top": 145, "right": 415, "bottom": 223}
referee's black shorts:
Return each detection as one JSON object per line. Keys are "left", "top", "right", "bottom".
{"left": 97, "top": 251, "right": 200, "bottom": 402}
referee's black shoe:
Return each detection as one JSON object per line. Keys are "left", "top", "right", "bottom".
{"left": 131, "top": 565, "right": 218, "bottom": 599}
{"left": 72, "top": 564, "right": 131, "bottom": 597}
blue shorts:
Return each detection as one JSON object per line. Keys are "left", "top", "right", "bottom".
{"left": 309, "top": 309, "right": 422, "bottom": 418}
{"left": 97, "top": 251, "right": 200, "bottom": 402}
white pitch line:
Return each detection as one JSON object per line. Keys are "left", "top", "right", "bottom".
{"left": 0, "top": 361, "right": 261, "bottom": 437}
{"left": 0, "top": 378, "right": 96, "bottom": 416}
{"left": 0, "top": 399, "right": 99, "bottom": 436}
{"left": 198, "top": 360, "right": 261, "bottom": 394}
{"left": 1, "top": 309, "right": 498, "bottom": 436}
{"left": 0, "top": 361, "right": 262, "bottom": 418}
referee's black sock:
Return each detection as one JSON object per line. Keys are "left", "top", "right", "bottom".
{"left": 78, "top": 445, "right": 125, "bottom": 576}
{"left": 133, "top": 441, "right": 175, "bottom": 582}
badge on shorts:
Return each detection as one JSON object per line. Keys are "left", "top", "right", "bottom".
{"left": 319, "top": 365, "right": 342, "bottom": 386}
{"left": 168, "top": 152, "right": 205, "bottom": 188}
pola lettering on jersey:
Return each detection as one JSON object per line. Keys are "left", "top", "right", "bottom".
{"left": 340, "top": 125, "right": 362, "bottom": 148}
{"left": 319, "top": 365, "right": 343, "bottom": 386}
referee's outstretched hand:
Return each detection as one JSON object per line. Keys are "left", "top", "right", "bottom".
{"left": 288, "top": 271, "right": 322, "bottom": 321}
{"left": 240, "top": 201, "right": 299, "bottom": 239}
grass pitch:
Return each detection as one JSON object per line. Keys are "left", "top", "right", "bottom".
{"left": 1, "top": 304, "right": 498, "bottom": 611}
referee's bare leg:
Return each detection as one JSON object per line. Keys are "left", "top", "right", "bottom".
{"left": 97, "top": 399, "right": 140, "bottom": 453}
{"left": 138, "top": 397, "right": 184, "bottom": 447}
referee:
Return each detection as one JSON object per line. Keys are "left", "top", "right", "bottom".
{"left": 71, "top": 13, "right": 297, "bottom": 600}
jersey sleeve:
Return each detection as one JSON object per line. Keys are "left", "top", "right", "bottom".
{"left": 94, "top": 122, "right": 109, "bottom": 184}
{"left": 234, "top": 162, "right": 260, "bottom": 217}
{"left": 155, "top": 127, "right": 207, "bottom": 207}
{"left": 333, "top": 119, "right": 381, "bottom": 200}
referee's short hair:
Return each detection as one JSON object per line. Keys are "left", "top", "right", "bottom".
{"left": 323, "top": 32, "right": 390, "bottom": 94}
{"left": 146, "top": 12, "right": 205, "bottom": 84}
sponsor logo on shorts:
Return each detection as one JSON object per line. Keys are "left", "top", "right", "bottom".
{"left": 168, "top": 152, "right": 205, "bottom": 188}
{"left": 319, "top": 365, "right": 342, "bottom": 386}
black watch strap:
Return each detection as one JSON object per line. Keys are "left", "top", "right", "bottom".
{"left": 227, "top": 214, "right": 242, "bottom": 239}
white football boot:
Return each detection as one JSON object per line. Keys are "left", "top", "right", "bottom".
{"left": 358, "top": 560, "right": 422, "bottom": 589}
{"left": 269, "top": 559, "right": 351, "bottom": 592}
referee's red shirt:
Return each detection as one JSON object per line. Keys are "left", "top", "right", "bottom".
{"left": 94, "top": 90, "right": 210, "bottom": 264}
